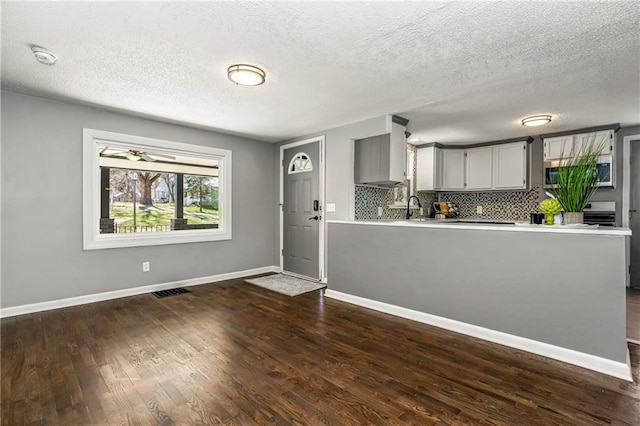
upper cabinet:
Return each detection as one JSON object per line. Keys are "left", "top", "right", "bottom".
{"left": 416, "top": 139, "right": 530, "bottom": 192}
{"left": 543, "top": 135, "right": 574, "bottom": 160}
{"left": 354, "top": 121, "right": 407, "bottom": 186}
{"left": 441, "top": 150, "right": 466, "bottom": 190}
{"left": 416, "top": 146, "right": 442, "bottom": 191}
{"left": 573, "top": 130, "right": 614, "bottom": 156}
{"left": 465, "top": 147, "right": 493, "bottom": 190}
{"left": 543, "top": 129, "right": 614, "bottom": 160}
{"left": 493, "top": 141, "right": 527, "bottom": 189}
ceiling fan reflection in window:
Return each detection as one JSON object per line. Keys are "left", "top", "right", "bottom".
{"left": 102, "top": 149, "right": 176, "bottom": 162}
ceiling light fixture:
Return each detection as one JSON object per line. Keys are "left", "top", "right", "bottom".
{"left": 521, "top": 114, "right": 552, "bottom": 127}
{"left": 408, "top": 137, "right": 420, "bottom": 143}
{"left": 227, "top": 64, "right": 266, "bottom": 86}
{"left": 30, "top": 45, "right": 58, "bottom": 66}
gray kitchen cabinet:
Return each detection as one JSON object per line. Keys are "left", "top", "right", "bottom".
{"left": 493, "top": 141, "right": 528, "bottom": 189}
{"left": 440, "top": 149, "right": 466, "bottom": 190}
{"left": 465, "top": 146, "right": 493, "bottom": 190}
{"left": 354, "top": 122, "right": 406, "bottom": 185}
{"left": 416, "top": 146, "right": 442, "bottom": 191}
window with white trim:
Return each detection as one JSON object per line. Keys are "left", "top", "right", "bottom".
{"left": 83, "top": 129, "right": 232, "bottom": 249}
{"left": 288, "top": 152, "right": 313, "bottom": 174}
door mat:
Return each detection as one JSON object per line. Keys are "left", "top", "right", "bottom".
{"left": 245, "top": 274, "right": 326, "bottom": 297}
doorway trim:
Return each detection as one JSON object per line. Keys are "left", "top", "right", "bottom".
{"left": 622, "top": 132, "right": 640, "bottom": 286}
{"left": 279, "top": 135, "right": 326, "bottom": 281}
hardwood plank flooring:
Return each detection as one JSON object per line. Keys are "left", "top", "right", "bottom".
{"left": 2, "top": 275, "right": 639, "bottom": 425}
{"left": 628, "top": 287, "right": 640, "bottom": 344}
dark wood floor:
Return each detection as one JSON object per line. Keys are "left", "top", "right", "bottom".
{"left": 628, "top": 287, "right": 640, "bottom": 344}
{"left": 2, "top": 276, "right": 639, "bottom": 425}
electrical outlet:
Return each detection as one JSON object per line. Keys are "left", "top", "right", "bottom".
{"left": 377, "top": 206, "right": 383, "bottom": 217}
{"left": 476, "top": 205, "right": 483, "bottom": 215}
{"left": 142, "top": 261, "right": 150, "bottom": 272}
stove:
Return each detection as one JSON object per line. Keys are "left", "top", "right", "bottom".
{"left": 583, "top": 201, "right": 617, "bottom": 227}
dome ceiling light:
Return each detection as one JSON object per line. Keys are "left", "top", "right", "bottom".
{"left": 521, "top": 114, "right": 552, "bottom": 127}
{"left": 227, "top": 64, "right": 266, "bottom": 86}
{"left": 30, "top": 45, "right": 58, "bottom": 66}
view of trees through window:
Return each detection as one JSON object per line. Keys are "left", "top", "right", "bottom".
{"left": 107, "top": 169, "right": 218, "bottom": 233}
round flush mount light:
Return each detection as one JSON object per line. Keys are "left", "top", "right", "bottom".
{"left": 227, "top": 64, "right": 266, "bottom": 86}
{"left": 408, "top": 137, "right": 420, "bottom": 143}
{"left": 521, "top": 114, "right": 552, "bottom": 127}
{"left": 30, "top": 45, "right": 58, "bottom": 66}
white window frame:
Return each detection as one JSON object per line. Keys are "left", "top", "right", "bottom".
{"left": 287, "top": 152, "right": 313, "bottom": 174}
{"left": 82, "top": 128, "right": 232, "bottom": 250}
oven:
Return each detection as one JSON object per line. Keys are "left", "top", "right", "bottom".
{"left": 583, "top": 201, "right": 617, "bottom": 227}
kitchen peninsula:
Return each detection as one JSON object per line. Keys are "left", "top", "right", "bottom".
{"left": 326, "top": 220, "right": 632, "bottom": 380}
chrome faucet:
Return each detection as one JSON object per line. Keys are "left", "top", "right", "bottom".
{"left": 406, "top": 195, "right": 422, "bottom": 220}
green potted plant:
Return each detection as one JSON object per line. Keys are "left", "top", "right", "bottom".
{"left": 549, "top": 140, "right": 606, "bottom": 224}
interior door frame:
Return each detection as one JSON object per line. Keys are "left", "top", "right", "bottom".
{"left": 622, "top": 132, "right": 640, "bottom": 287}
{"left": 279, "top": 135, "right": 326, "bottom": 281}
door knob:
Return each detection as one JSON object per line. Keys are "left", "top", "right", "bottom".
{"left": 309, "top": 215, "right": 320, "bottom": 221}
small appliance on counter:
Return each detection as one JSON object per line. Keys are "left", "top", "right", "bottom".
{"left": 433, "top": 202, "right": 460, "bottom": 219}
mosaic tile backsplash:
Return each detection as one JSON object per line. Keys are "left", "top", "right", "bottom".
{"left": 355, "top": 186, "right": 542, "bottom": 221}
{"left": 354, "top": 186, "right": 437, "bottom": 220}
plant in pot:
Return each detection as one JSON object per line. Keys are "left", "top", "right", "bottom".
{"left": 549, "top": 140, "right": 606, "bottom": 224}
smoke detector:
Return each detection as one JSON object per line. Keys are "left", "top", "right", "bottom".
{"left": 30, "top": 45, "right": 58, "bottom": 66}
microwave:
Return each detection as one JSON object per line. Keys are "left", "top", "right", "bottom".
{"left": 544, "top": 154, "right": 614, "bottom": 188}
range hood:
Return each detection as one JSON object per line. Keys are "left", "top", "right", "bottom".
{"left": 354, "top": 115, "right": 409, "bottom": 187}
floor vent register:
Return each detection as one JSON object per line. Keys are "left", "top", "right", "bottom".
{"left": 152, "top": 287, "right": 191, "bottom": 298}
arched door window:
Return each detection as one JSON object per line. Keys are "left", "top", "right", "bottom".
{"left": 288, "top": 152, "right": 313, "bottom": 174}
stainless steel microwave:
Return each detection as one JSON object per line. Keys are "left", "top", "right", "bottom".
{"left": 544, "top": 154, "right": 614, "bottom": 188}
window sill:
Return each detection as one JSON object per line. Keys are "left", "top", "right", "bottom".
{"left": 84, "top": 228, "right": 231, "bottom": 250}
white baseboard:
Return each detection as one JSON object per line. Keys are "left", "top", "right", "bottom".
{"left": 0, "top": 266, "right": 279, "bottom": 318}
{"left": 325, "top": 289, "right": 633, "bottom": 382}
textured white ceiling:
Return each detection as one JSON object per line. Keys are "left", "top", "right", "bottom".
{"left": 2, "top": 2, "right": 639, "bottom": 144}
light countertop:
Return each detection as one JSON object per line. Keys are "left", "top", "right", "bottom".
{"left": 327, "top": 219, "right": 631, "bottom": 236}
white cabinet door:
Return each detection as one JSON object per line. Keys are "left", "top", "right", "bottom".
{"left": 466, "top": 147, "right": 493, "bottom": 190}
{"left": 434, "top": 148, "right": 443, "bottom": 190}
{"left": 388, "top": 122, "right": 407, "bottom": 183}
{"left": 417, "top": 146, "right": 436, "bottom": 191}
{"left": 441, "top": 150, "right": 465, "bottom": 190}
{"left": 494, "top": 142, "right": 527, "bottom": 189}
{"left": 573, "top": 130, "right": 613, "bottom": 156}
{"left": 544, "top": 135, "right": 574, "bottom": 160}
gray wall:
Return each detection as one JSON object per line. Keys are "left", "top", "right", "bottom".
{"left": 1, "top": 91, "right": 276, "bottom": 308}
{"left": 328, "top": 222, "right": 628, "bottom": 362}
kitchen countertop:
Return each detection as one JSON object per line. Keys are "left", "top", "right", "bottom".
{"left": 328, "top": 219, "right": 631, "bottom": 236}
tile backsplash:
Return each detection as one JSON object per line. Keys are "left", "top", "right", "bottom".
{"left": 354, "top": 186, "right": 437, "bottom": 220}
{"left": 438, "top": 187, "right": 541, "bottom": 221}
{"left": 354, "top": 186, "right": 542, "bottom": 221}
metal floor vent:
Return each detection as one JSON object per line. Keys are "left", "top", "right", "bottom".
{"left": 152, "top": 287, "right": 191, "bottom": 298}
